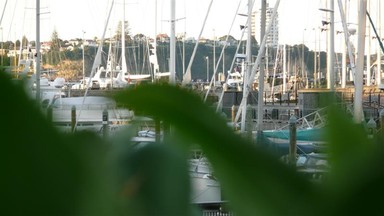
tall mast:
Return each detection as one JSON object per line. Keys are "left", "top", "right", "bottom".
{"left": 283, "top": 44, "right": 287, "bottom": 93}
{"left": 354, "top": 0, "right": 367, "bottom": 123}
{"left": 121, "top": 0, "right": 127, "bottom": 75}
{"left": 377, "top": 0, "right": 381, "bottom": 87}
{"left": 367, "top": 0, "right": 371, "bottom": 87}
{"left": 234, "top": 0, "right": 280, "bottom": 125}
{"left": 257, "top": 0, "right": 267, "bottom": 132}
{"left": 153, "top": 0, "right": 158, "bottom": 75}
{"left": 341, "top": 0, "right": 347, "bottom": 88}
{"left": 325, "top": 0, "right": 335, "bottom": 90}
{"left": 241, "top": 0, "right": 254, "bottom": 132}
{"left": 337, "top": 0, "right": 356, "bottom": 89}
{"left": 169, "top": 0, "right": 176, "bottom": 84}
{"left": 36, "top": 0, "right": 41, "bottom": 101}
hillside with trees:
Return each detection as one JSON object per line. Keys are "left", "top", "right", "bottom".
{"left": 0, "top": 28, "right": 328, "bottom": 83}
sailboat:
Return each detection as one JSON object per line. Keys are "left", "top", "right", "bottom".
{"left": 49, "top": 0, "right": 134, "bottom": 134}
{"left": 189, "top": 157, "right": 221, "bottom": 205}
{"left": 120, "top": 0, "right": 151, "bottom": 84}
{"left": 150, "top": 35, "right": 170, "bottom": 79}
{"left": 49, "top": 95, "right": 133, "bottom": 134}
{"left": 225, "top": 54, "right": 246, "bottom": 90}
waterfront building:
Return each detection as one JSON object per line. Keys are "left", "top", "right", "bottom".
{"left": 252, "top": 3, "right": 279, "bottom": 48}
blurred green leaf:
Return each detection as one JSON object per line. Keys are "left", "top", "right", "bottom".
{"left": 0, "top": 73, "right": 112, "bottom": 215}
{"left": 114, "top": 83, "right": 322, "bottom": 216}
{"left": 322, "top": 104, "right": 384, "bottom": 215}
{"left": 111, "top": 142, "right": 194, "bottom": 215}
{"left": 4, "top": 69, "right": 384, "bottom": 216}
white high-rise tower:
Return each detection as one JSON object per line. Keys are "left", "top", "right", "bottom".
{"left": 252, "top": 3, "right": 279, "bottom": 48}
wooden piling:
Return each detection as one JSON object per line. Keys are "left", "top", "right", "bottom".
{"left": 380, "top": 109, "right": 384, "bottom": 135}
{"left": 155, "top": 118, "right": 161, "bottom": 143}
{"left": 367, "top": 117, "right": 376, "bottom": 139}
{"left": 246, "top": 105, "right": 253, "bottom": 141}
{"left": 231, "top": 105, "right": 237, "bottom": 130}
{"left": 71, "top": 105, "right": 76, "bottom": 133}
{"left": 102, "top": 109, "right": 109, "bottom": 138}
{"left": 289, "top": 115, "right": 297, "bottom": 167}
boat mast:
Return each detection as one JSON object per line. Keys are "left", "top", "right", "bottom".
{"left": 337, "top": 0, "right": 357, "bottom": 89}
{"left": 234, "top": 0, "right": 280, "bottom": 125}
{"left": 153, "top": 0, "right": 159, "bottom": 79}
{"left": 74, "top": 0, "right": 115, "bottom": 131}
{"left": 241, "top": 0, "right": 254, "bottom": 132}
{"left": 215, "top": 4, "right": 246, "bottom": 112}
{"left": 169, "top": 0, "right": 176, "bottom": 84}
{"left": 283, "top": 44, "right": 287, "bottom": 93}
{"left": 257, "top": 0, "right": 267, "bottom": 132}
{"left": 366, "top": 0, "right": 371, "bottom": 87}
{"left": 341, "top": 0, "right": 347, "bottom": 88}
{"left": 353, "top": 0, "right": 367, "bottom": 123}
{"left": 327, "top": 0, "right": 335, "bottom": 91}
{"left": 182, "top": 0, "right": 214, "bottom": 85}
{"left": 36, "top": 0, "right": 41, "bottom": 101}
{"left": 121, "top": 0, "right": 128, "bottom": 76}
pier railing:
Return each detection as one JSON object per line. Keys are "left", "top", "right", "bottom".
{"left": 269, "top": 106, "right": 328, "bottom": 132}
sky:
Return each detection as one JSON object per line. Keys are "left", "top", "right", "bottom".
{"left": 0, "top": 0, "right": 383, "bottom": 52}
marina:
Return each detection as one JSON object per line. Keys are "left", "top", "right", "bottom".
{"left": 2, "top": 0, "right": 384, "bottom": 215}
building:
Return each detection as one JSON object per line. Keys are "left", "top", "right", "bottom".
{"left": 251, "top": 3, "right": 279, "bottom": 48}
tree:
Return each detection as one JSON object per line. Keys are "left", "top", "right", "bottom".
{"left": 15, "top": 40, "right": 21, "bottom": 49}
{"left": 29, "top": 41, "right": 36, "bottom": 47}
{"left": 56, "top": 60, "right": 81, "bottom": 81}
{"left": 21, "top": 35, "right": 29, "bottom": 48}
{"left": 3, "top": 41, "right": 14, "bottom": 50}
{"left": 114, "top": 20, "right": 132, "bottom": 42}
{"left": 46, "top": 29, "right": 63, "bottom": 65}
{"left": 0, "top": 52, "right": 10, "bottom": 67}
{"left": 218, "top": 35, "right": 236, "bottom": 41}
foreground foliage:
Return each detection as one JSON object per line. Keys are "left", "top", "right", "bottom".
{"left": 2, "top": 72, "right": 384, "bottom": 215}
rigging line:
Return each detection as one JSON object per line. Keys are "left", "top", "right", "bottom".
{"left": 6, "top": 0, "right": 17, "bottom": 40}
{"left": 204, "top": 0, "right": 246, "bottom": 102}
{"left": 0, "top": 0, "right": 8, "bottom": 26}
{"left": 215, "top": 0, "right": 247, "bottom": 112}
{"left": 177, "top": 36, "right": 183, "bottom": 72}
{"left": 182, "top": 0, "right": 214, "bottom": 85}
{"left": 17, "top": 0, "right": 27, "bottom": 67}
{"left": 215, "top": 28, "right": 247, "bottom": 112}
{"left": 216, "top": 40, "right": 247, "bottom": 111}
{"left": 366, "top": 11, "right": 384, "bottom": 54}
{"left": 336, "top": 0, "right": 356, "bottom": 83}
{"left": 132, "top": 39, "right": 139, "bottom": 73}
{"left": 74, "top": 0, "right": 115, "bottom": 131}
{"left": 141, "top": 40, "right": 145, "bottom": 74}
{"left": 182, "top": 0, "right": 186, "bottom": 75}
{"left": 141, "top": 39, "right": 150, "bottom": 75}
{"left": 86, "top": 0, "right": 106, "bottom": 34}
{"left": 158, "top": 42, "right": 166, "bottom": 72}
{"left": 139, "top": 40, "right": 143, "bottom": 74}
{"left": 271, "top": 45, "right": 281, "bottom": 98}
{"left": 145, "top": 38, "right": 153, "bottom": 78}
{"left": 234, "top": 0, "right": 281, "bottom": 124}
